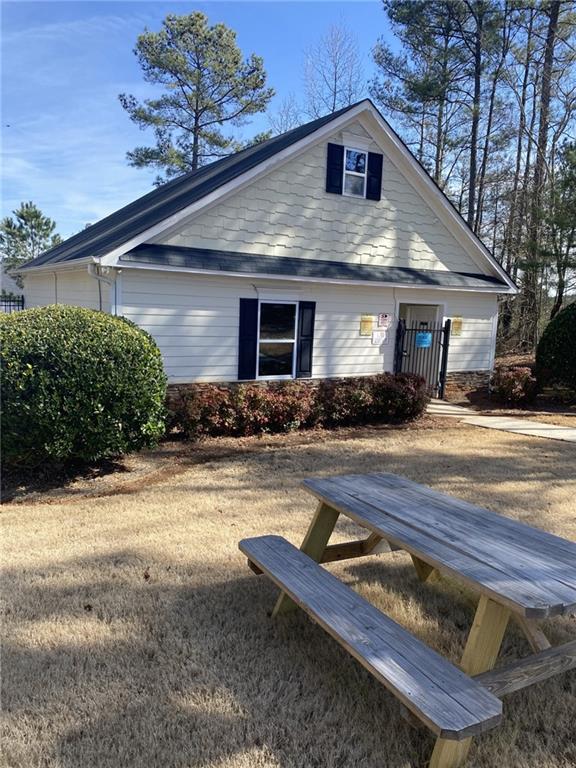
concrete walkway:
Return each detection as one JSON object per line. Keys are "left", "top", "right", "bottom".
{"left": 427, "top": 401, "right": 576, "bottom": 443}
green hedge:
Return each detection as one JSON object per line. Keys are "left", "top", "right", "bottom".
{"left": 173, "top": 373, "right": 429, "bottom": 440}
{"left": 536, "top": 303, "right": 576, "bottom": 392}
{"left": 1, "top": 305, "right": 167, "bottom": 467}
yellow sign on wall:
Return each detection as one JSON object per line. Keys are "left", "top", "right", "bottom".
{"left": 452, "top": 316, "right": 463, "bottom": 336}
{"left": 360, "top": 315, "right": 374, "bottom": 336}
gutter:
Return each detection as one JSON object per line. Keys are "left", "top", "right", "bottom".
{"left": 14, "top": 256, "right": 93, "bottom": 275}
{"left": 87, "top": 262, "right": 119, "bottom": 314}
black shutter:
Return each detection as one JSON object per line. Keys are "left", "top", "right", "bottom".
{"left": 238, "top": 298, "right": 258, "bottom": 380}
{"left": 325, "top": 143, "right": 344, "bottom": 194}
{"left": 366, "top": 152, "right": 383, "bottom": 201}
{"left": 296, "top": 301, "right": 316, "bottom": 378}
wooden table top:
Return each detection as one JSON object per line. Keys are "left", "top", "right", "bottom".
{"left": 303, "top": 473, "right": 576, "bottom": 619}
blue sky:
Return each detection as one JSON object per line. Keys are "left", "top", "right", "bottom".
{"left": 2, "top": 1, "right": 392, "bottom": 237}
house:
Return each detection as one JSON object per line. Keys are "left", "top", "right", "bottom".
{"left": 1, "top": 266, "right": 22, "bottom": 296}
{"left": 19, "top": 100, "right": 517, "bottom": 396}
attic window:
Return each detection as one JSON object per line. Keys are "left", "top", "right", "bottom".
{"left": 343, "top": 148, "right": 367, "bottom": 197}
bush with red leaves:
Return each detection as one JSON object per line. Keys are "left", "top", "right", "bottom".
{"left": 173, "top": 373, "right": 428, "bottom": 440}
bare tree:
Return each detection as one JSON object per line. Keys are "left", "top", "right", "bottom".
{"left": 304, "top": 24, "right": 365, "bottom": 118}
{"left": 268, "top": 94, "right": 303, "bottom": 135}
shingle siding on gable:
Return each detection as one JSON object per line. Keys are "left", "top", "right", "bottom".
{"left": 157, "top": 120, "right": 480, "bottom": 275}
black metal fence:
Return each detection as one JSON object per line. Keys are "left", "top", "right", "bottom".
{"left": 0, "top": 295, "right": 25, "bottom": 313}
{"left": 394, "top": 319, "right": 451, "bottom": 398}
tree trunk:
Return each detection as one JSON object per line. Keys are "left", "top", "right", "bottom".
{"left": 475, "top": 2, "right": 511, "bottom": 233}
{"left": 467, "top": 3, "right": 483, "bottom": 229}
{"left": 434, "top": 36, "right": 450, "bottom": 185}
{"left": 521, "top": 0, "right": 561, "bottom": 351}
{"left": 418, "top": 106, "right": 426, "bottom": 164}
{"left": 192, "top": 90, "right": 201, "bottom": 171}
{"left": 503, "top": 8, "right": 534, "bottom": 275}
{"left": 549, "top": 272, "right": 565, "bottom": 319}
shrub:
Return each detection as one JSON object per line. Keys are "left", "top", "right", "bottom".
{"left": 370, "top": 373, "right": 430, "bottom": 421}
{"left": 173, "top": 373, "right": 428, "bottom": 440}
{"left": 317, "top": 377, "right": 374, "bottom": 427}
{"left": 536, "top": 302, "right": 576, "bottom": 392}
{"left": 176, "top": 385, "right": 237, "bottom": 438}
{"left": 491, "top": 366, "right": 537, "bottom": 405}
{"left": 235, "top": 382, "right": 317, "bottom": 435}
{"left": 176, "top": 382, "right": 316, "bottom": 438}
{"left": 1, "top": 305, "right": 167, "bottom": 467}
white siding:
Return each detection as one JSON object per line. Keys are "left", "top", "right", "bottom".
{"left": 23, "top": 269, "right": 110, "bottom": 312}
{"left": 121, "top": 269, "right": 497, "bottom": 383}
{"left": 157, "top": 119, "right": 481, "bottom": 275}
{"left": 22, "top": 273, "right": 56, "bottom": 307}
{"left": 395, "top": 288, "right": 498, "bottom": 373}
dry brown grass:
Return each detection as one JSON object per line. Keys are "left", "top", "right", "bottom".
{"left": 2, "top": 425, "right": 576, "bottom": 768}
{"left": 479, "top": 411, "right": 576, "bottom": 428}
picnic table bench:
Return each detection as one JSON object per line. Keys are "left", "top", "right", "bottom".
{"left": 239, "top": 473, "right": 576, "bottom": 768}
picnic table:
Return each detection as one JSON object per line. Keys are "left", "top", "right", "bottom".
{"left": 240, "top": 473, "right": 576, "bottom": 768}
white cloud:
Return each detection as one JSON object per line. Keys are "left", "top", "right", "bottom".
{"left": 2, "top": 83, "right": 159, "bottom": 236}
{"left": 3, "top": 11, "right": 155, "bottom": 46}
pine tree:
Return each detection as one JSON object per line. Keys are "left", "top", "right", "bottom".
{"left": 545, "top": 142, "right": 576, "bottom": 320}
{"left": 0, "top": 202, "right": 62, "bottom": 288}
{"left": 371, "top": 1, "right": 470, "bottom": 186}
{"left": 119, "top": 12, "right": 275, "bottom": 182}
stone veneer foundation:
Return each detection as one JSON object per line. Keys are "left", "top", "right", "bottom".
{"left": 444, "top": 370, "right": 491, "bottom": 399}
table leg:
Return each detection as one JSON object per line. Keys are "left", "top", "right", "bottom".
{"left": 514, "top": 615, "right": 551, "bottom": 653}
{"left": 429, "top": 595, "right": 510, "bottom": 768}
{"left": 272, "top": 502, "right": 340, "bottom": 618}
{"left": 410, "top": 554, "right": 438, "bottom": 583}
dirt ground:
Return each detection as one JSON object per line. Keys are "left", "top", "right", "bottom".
{"left": 2, "top": 423, "right": 576, "bottom": 768}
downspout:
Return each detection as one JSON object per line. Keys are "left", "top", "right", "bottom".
{"left": 87, "top": 262, "right": 117, "bottom": 314}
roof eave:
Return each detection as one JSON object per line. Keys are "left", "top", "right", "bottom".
{"left": 16, "top": 256, "right": 95, "bottom": 274}
{"left": 116, "top": 259, "right": 515, "bottom": 294}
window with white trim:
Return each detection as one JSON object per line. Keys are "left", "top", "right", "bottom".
{"left": 343, "top": 147, "right": 367, "bottom": 197}
{"left": 257, "top": 301, "right": 297, "bottom": 378}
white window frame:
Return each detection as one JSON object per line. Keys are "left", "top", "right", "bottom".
{"left": 342, "top": 146, "right": 368, "bottom": 198}
{"left": 256, "top": 300, "right": 299, "bottom": 380}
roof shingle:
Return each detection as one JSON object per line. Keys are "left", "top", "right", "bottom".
{"left": 20, "top": 103, "right": 360, "bottom": 270}
{"left": 120, "top": 243, "right": 507, "bottom": 290}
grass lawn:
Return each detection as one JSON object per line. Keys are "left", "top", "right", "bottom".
{"left": 2, "top": 423, "right": 575, "bottom": 768}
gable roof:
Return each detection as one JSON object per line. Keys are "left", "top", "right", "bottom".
{"left": 19, "top": 99, "right": 517, "bottom": 292}
{"left": 19, "top": 103, "right": 358, "bottom": 270}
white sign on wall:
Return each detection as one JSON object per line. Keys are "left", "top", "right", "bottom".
{"left": 371, "top": 329, "right": 389, "bottom": 346}
{"left": 378, "top": 313, "right": 393, "bottom": 329}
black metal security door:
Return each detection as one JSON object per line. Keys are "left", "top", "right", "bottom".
{"left": 394, "top": 319, "right": 451, "bottom": 398}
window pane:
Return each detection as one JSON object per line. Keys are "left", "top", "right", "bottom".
{"left": 344, "top": 173, "right": 365, "bottom": 197}
{"left": 258, "top": 343, "right": 294, "bottom": 377}
{"left": 345, "top": 149, "right": 366, "bottom": 174}
{"left": 259, "top": 303, "right": 296, "bottom": 339}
